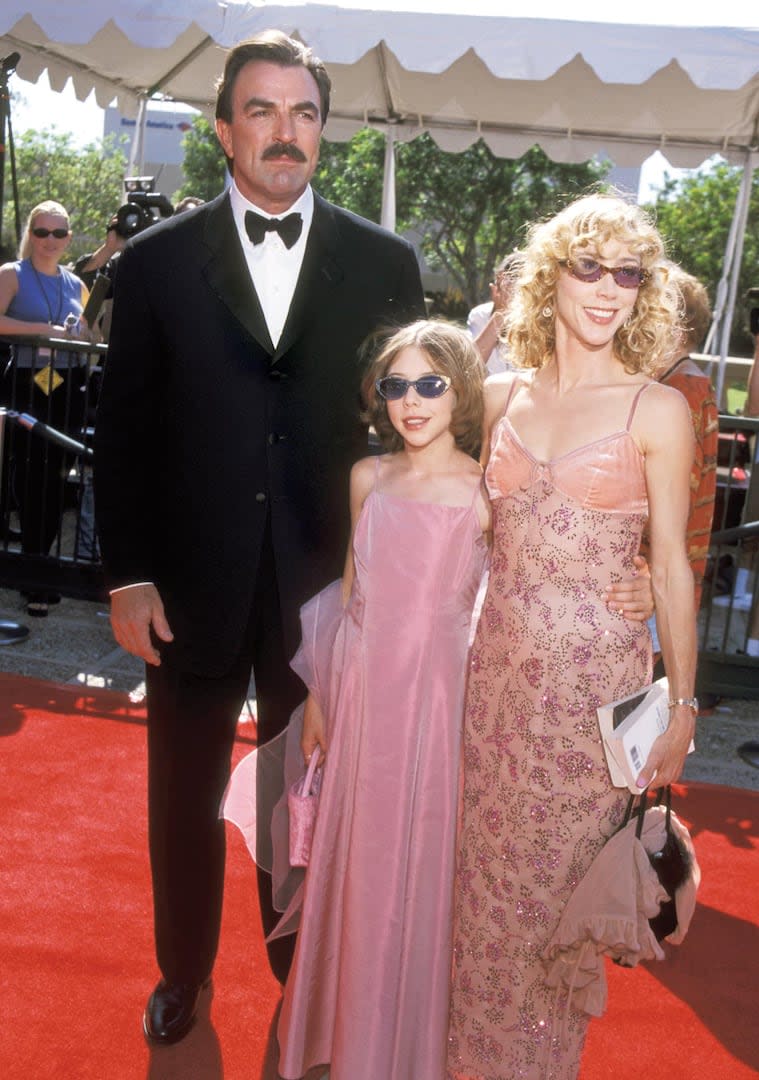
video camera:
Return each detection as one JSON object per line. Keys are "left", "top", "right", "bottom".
{"left": 112, "top": 176, "right": 175, "bottom": 239}
{"left": 748, "top": 287, "right": 759, "bottom": 336}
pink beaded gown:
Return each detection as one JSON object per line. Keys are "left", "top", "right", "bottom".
{"left": 447, "top": 382, "right": 653, "bottom": 1080}
{"left": 278, "top": 468, "right": 488, "bottom": 1080}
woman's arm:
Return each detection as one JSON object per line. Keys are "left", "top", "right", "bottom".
{"left": 0, "top": 264, "right": 64, "bottom": 336}
{"left": 636, "top": 383, "right": 697, "bottom": 788}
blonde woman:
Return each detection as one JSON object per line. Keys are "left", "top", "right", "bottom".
{"left": 0, "top": 201, "right": 89, "bottom": 614}
{"left": 448, "top": 193, "right": 696, "bottom": 1080}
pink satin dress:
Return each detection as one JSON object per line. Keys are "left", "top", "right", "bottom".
{"left": 447, "top": 382, "right": 653, "bottom": 1080}
{"left": 278, "top": 470, "right": 488, "bottom": 1080}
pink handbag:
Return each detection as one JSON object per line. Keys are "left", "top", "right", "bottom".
{"left": 287, "top": 752, "right": 322, "bottom": 867}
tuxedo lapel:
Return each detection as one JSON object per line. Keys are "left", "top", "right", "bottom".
{"left": 272, "top": 195, "right": 343, "bottom": 364}
{"left": 200, "top": 193, "right": 275, "bottom": 354}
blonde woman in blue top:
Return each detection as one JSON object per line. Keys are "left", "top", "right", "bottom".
{"left": 0, "top": 201, "right": 90, "bottom": 615}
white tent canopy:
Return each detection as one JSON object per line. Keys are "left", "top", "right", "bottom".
{"left": 2, "top": 2, "right": 758, "bottom": 401}
{"left": 2, "top": 3, "right": 758, "bottom": 169}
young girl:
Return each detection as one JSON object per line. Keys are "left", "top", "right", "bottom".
{"left": 224, "top": 319, "right": 489, "bottom": 1079}
{"left": 278, "top": 320, "right": 489, "bottom": 1080}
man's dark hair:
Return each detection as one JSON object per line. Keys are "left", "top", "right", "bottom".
{"left": 215, "top": 30, "right": 331, "bottom": 125}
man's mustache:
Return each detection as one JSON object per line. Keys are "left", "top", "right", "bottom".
{"left": 262, "top": 142, "right": 308, "bottom": 162}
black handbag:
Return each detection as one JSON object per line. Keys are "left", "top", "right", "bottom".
{"left": 619, "top": 786, "right": 693, "bottom": 942}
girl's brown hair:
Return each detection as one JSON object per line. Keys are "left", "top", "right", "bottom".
{"left": 361, "top": 320, "right": 485, "bottom": 457}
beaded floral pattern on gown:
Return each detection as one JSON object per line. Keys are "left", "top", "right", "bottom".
{"left": 447, "top": 383, "right": 653, "bottom": 1080}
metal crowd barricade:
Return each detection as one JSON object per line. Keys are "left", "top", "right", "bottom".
{"left": 698, "top": 413, "right": 759, "bottom": 699}
{"left": 0, "top": 332, "right": 107, "bottom": 601}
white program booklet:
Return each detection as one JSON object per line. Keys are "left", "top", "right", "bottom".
{"left": 597, "top": 677, "right": 695, "bottom": 793}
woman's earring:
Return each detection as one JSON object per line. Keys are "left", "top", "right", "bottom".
{"left": 542, "top": 305, "right": 553, "bottom": 319}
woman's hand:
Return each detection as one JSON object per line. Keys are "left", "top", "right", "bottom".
{"left": 301, "top": 693, "right": 327, "bottom": 767}
{"left": 636, "top": 702, "right": 696, "bottom": 789}
{"left": 603, "top": 554, "right": 654, "bottom": 621}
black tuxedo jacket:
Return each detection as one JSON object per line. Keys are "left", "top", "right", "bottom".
{"left": 94, "top": 190, "right": 425, "bottom": 676}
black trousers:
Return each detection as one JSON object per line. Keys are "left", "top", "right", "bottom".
{"left": 145, "top": 525, "right": 304, "bottom": 986}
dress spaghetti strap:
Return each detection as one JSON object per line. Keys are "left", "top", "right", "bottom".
{"left": 501, "top": 375, "right": 523, "bottom": 417}
{"left": 625, "top": 382, "right": 653, "bottom": 431}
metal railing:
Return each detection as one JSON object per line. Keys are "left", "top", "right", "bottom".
{"left": 0, "top": 333, "right": 107, "bottom": 601}
{"left": 698, "top": 414, "right": 759, "bottom": 699}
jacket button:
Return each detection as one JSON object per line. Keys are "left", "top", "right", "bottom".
{"left": 255, "top": 492, "right": 267, "bottom": 503}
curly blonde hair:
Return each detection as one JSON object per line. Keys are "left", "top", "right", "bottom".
{"left": 505, "top": 192, "right": 681, "bottom": 376}
{"left": 361, "top": 320, "right": 485, "bottom": 457}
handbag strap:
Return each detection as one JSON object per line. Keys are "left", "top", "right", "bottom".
{"left": 302, "top": 751, "right": 321, "bottom": 796}
{"left": 626, "top": 785, "right": 672, "bottom": 839}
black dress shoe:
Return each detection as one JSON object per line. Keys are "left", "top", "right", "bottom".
{"left": 738, "top": 741, "right": 759, "bottom": 769}
{"left": 143, "top": 978, "right": 207, "bottom": 1045}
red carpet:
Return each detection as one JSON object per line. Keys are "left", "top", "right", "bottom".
{"left": 1, "top": 672, "right": 757, "bottom": 1079}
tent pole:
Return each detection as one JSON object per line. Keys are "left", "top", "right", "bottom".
{"left": 127, "top": 96, "right": 148, "bottom": 177}
{"left": 714, "top": 152, "right": 756, "bottom": 409}
{"left": 380, "top": 125, "right": 397, "bottom": 232}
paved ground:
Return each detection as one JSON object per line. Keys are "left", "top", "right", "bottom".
{"left": 1, "top": 585, "right": 757, "bottom": 792}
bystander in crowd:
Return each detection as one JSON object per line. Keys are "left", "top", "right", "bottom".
{"left": 466, "top": 251, "right": 520, "bottom": 374}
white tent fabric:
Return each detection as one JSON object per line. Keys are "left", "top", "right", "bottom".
{"left": 2, "top": 3, "right": 759, "bottom": 170}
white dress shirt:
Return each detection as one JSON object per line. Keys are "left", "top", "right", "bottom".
{"left": 228, "top": 182, "right": 314, "bottom": 348}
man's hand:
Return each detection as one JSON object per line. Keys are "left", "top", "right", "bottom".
{"left": 110, "top": 583, "right": 173, "bottom": 665}
{"left": 603, "top": 555, "right": 654, "bottom": 622}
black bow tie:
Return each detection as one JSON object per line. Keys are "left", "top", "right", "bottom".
{"left": 245, "top": 210, "right": 303, "bottom": 249}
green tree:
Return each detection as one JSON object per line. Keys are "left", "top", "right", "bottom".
{"left": 316, "top": 132, "right": 608, "bottom": 309}
{"left": 1, "top": 129, "right": 128, "bottom": 260}
{"left": 315, "top": 128, "right": 386, "bottom": 222}
{"left": 173, "top": 116, "right": 228, "bottom": 203}
{"left": 648, "top": 160, "right": 759, "bottom": 356}
{"left": 396, "top": 138, "right": 608, "bottom": 309}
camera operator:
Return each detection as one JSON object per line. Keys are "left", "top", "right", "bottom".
{"left": 72, "top": 214, "right": 126, "bottom": 292}
{"left": 73, "top": 194, "right": 171, "bottom": 340}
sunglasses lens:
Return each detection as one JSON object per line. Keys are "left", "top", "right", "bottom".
{"left": 415, "top": 375, "right": 450, "bottom": 398}
{"left": 376, "top": 377, "right": 408, "bottom": 400}
{"left": 570, "top": 257, "right": 603, "bottom": 282}
{"left": 614, "top": 267, "right": 645, "bottom": 288}
{"left": 32, "top": 228, "right": 69, "bottom": 239}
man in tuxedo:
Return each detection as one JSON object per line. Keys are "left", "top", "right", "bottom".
{"left": 94, "top": 30, "right": 425, "bottom": 1045}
